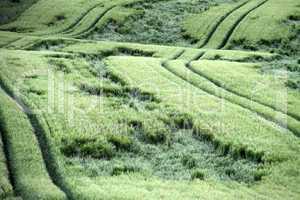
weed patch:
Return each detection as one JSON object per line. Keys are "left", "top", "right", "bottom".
{"left": 140, "top": 120, "right": 171, "bottom": 144}
{"left": 61, "top": 136, "right": 115, "bottom": 159}
{"left": 191, "top": 169, "right": 205, "bottom": 180}
{"left": 107, "top": 134, "right": 135, "bottom": 152}
{"left": 87, "top": 0, "right": 209, "bottom": 46}
{"left": 68, "top": 130, "right": 261, "bottom": 182}
{"left": 285, "top": 80, "right": 300, "bottom": 90}
{"left": 111, "top": 164, "right": 139, "bottom": 176}
{"left": 48, "top": 59, "right": 72, "bottom": 73}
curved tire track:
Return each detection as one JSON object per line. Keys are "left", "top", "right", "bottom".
{"left": 0, "top": 37, "right": 22, "bottom": 49}
{"left": 160, "top": 60, "right": 300, "bottom": 137}
{"left": 33, "top": 3, "right": 104, "bottom": 36}
{"left": 0, "top": 77, "right": 73, "bottom": 199}
{"left": 60, "top": 3, "right": 104, "bottom": 35}
{"left": 218, "top": 0, "right": 269, "bottom": 49}
{"left": 0, "top": 129, "right": 15, "bottom": 199}
{"left": 171, "top": 49, "right": 186, "bottom": 60}
{"left": 186, "top": 61, "right": 300, "bottom": 123}
{"left": 198, "top": 0, "right": 250, "bottom": 48}
{"left": 70, "top": 5, "right": 116, "bottom": 37}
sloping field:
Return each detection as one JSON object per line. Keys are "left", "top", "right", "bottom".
{"left": 188, "top": 60, "right": 300, "bottom": 121}
{"left": 0, "top": 0, "right": 39, "bottom": 25}
{"left": 201, "top": 0, "right": 269, "bottom": 49}
{"left": 0, "top": 0, "right": 299, "bottom": 199}
{"left": 183, "top": 0, "right": 248, "bottom": 47}
{"left": 0, "top": 87, "right": 67, "bottom": 199}
{"left": 227, "top": 0, "right": 300, "bottom": 48}
{"left": 0, "top": 46, "right": 299, "bottom": 199}
{"left": 0, "top": 129, "right": 14, "bottom": 199}
{"left": 0, "top": 0, "right": 140, "bottom": 35}
{"left": 183, "top": 0, "right": 300, "bottom": 49}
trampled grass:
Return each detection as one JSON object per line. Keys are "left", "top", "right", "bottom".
{"left": 26, "top": 37, "right": 278, "bottom": 62}
{"left": 87, "top": 0, "right": 208, "bottom": 46}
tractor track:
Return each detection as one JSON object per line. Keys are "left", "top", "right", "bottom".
{"left": 0, "top": 77, "right": 74, "bottom": 200}
{"left": 185, "top": 60, "right": 300, "bottom": 123}
{"left": 171, "top": 49, "right": 185, "bottom": 60}
{"left": 198, "top": 0, "right": 250, "bottom": 48}
{"left": 192, "top": 51, "right": 206, "bottom": 60}
{"left": 71, "top": 5, "right": 117, "bottom": 38}
{"left": 218, "top": 0, "right": 269, "bottom": 49}
{"left": 0, "top": 128, "right": 16, "bottom": 198}
{"left": 160, "top": 60, "right": 300, "bottom": 138}
{"left": 60, "top": 3, "right": 105, "bottom": 35}
{"left": 33, "top": 2, "right": 105, "bottom": 36}
{"left": 0, "top": 37, "right": 22, "bottom": 49}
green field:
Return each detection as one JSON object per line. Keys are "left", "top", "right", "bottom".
{"left": 0, "top": 0, "right": 299, "bottom": 199}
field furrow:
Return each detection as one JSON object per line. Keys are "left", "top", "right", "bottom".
{"left": 1, "top": 38, "right": 23, "bottom": 49}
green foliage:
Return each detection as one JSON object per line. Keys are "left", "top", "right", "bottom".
{"left": 228, "top": 0, "right": 300, "bottom": 50}
{"left": 191, "top": 169, "right": 205, "bottom": 180}
{"left": 61, "top": 135, "right": 115, "bottom": 159}
{"left": 89, "top": 0, "right": 208, "bottom": 46}
{"left": 0, "top": 0, "right": 38, "bottom": 25}
{"left": 286, "top": 80, "right": 300, "bottom": 90}
{"left": 0, "top": 134, "right": 13, "bottom": 199}
{"left": 111, "top": 164, "right": 138, "bottom": 176}
{"left": 181, "top": 154, "right": 197, "bottom": 169}
{"left": 107, "top": 133, "right": 135, "bottom": 151}
{"left": 48, "top": 58, "right": 72, "bottom": 73}
{"left": 141, "top": 120, "right": 171, "bottom": 144}
{"left": 167, "top": 111, "right": 194, "bottom": 129}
